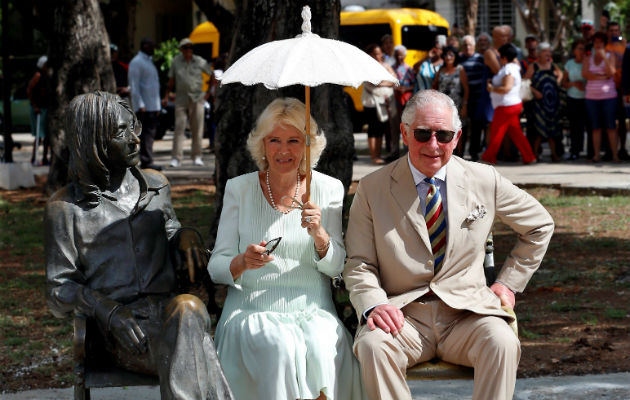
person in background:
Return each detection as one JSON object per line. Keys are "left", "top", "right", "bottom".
{"left": 432, "top": 45, "right": 469, "bottom": 127}
{"left": 485, "top": 26, "right": 510, "bottom": 76}
{"left": 380, "top": 34, "right": 395, "bottom": 66}
{"left": 582, "top": 31, "right": 619, "bottom": 162}
{"left": 581, "top": 20, "right": 596, "bottom": 54}
{"left": 363, "top": 44, "right": 397, "bottom": 164}
{"left": 110, "top": 44, "right": 130, "bottom": 100}
{"left": 414, "top": 35, "right": 445, "bottom": 92}
{"left": 391, "top": 44, "right": 415, "bottom": 160}
{"left": 623, "top": 40, "right": 630, "bottom": 121}
{"left": 504, "top": 25, "right": 523, "bottom": 62}
{"left": 481, "top": 44, "right": 536, "bottom": 164}
{"left": 163, "top": 38, "right": 213, "bottom": 168}
{"left": 476, "top": 32, "right": 491, "bottom": 55}
{"left": 459, "top": 35, "right": 487, "bottom": 161}
{"left": 524, "top": 42, "right": 563, "bottom": 162}
{"left": 562, "top": 39, "right": 588, "bottom": 160}
{"left": 520, "top": 34, "right": 538, "bottom": 72}
{"left": 521, "top": 35, "right": 539, "bottom": 151}
{"left": 208, "top": 98, "right": 364, "bottom": 400}
{"left": 128, "top": 38, "right": 162, "bottom": 170}
{"left": 605, "top": 21, "right": 629, "bottom": 160}
{"left": 447, "top": 35, "right": 460, "bottom": 52}
{"left": 26, "top": 55, "right": 50, "bottom": 165}
{"left": 599, "top": 9, "right": 610, "bottom": 34}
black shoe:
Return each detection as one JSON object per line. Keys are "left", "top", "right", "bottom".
{"left": 142, "top": 164, "right": 163, "bottom": 171}
{"left": 568, "top": 154, "right": 579, "bottom": 161}
{"left": 618, "top": 149, "right": 630, "bottom": 161}
{"left": 602, "top": 152, "right": 613, "bottom": 161}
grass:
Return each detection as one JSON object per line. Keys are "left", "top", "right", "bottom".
{"left": 605, "top": 308, "right": 627, "bottom": 319}
{"left": 0, "top": 185, "right": 628, "bottom": 390}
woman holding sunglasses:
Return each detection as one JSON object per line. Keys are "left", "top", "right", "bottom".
{"left": 481, "top": 44, "right": 537, "bottom": 164}
{"left": 208, "top": 98, "right": 364, "bottom": 400}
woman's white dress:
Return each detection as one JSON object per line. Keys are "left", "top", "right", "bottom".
{"left": 208, "top": 171, "right": 364, "bottom": 400}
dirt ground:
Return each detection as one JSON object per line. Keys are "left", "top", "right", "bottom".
{"left": 0, "top": 181, "right": 628, "bottom": 392}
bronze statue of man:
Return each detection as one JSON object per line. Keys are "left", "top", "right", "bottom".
{"left": 45, "top": 91, "right": 233, "bottom": 399}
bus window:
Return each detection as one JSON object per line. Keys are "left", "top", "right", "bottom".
{"left": 340, "top": 24, "right": 392, "bottom": 52}
{"left": 401, "top": 25, "right": 449, "bottom": 51}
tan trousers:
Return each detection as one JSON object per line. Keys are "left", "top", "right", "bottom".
{"left": 172, "top": 100, "right": 204, "bottom": 161}
{"left": 354, "top": 296, "right": 520, "bottom": 400}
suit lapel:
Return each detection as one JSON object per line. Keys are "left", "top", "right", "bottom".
{"left": 443, "top": 157, "right": 468, "bottom": 269}
{"left": 390, "top": 159, "right": 432, "bottom": 253}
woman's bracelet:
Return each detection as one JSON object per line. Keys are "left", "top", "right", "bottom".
{"left": 315, "top": 239, "right": 330, "bottom": 253}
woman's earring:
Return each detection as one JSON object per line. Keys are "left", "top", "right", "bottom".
{"left": 262, "top": 155, "right": 266, "bottom": 160}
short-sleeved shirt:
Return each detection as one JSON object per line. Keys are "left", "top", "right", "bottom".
{"left": 564, "top": 58, "right": 586, "bottom": 99}
{"left": 490, "top": 62, "right": 522, "bottom": 108}
{"left": 460, "top": 52, "right": 485, "bottom": 98}
{"left": 168, "top": 54, "right": 212, "bottom": 106}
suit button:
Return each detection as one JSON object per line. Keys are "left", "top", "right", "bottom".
{"left": 427, "top": 260, "right": 434, "bottom": 267}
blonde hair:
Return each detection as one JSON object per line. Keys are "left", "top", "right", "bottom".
{"left": 247, "top": 97, "right": 327, "bottom": 175}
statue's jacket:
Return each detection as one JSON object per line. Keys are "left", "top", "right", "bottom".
{"left": 45, "top": 167, "right": 181, "bottom": 318}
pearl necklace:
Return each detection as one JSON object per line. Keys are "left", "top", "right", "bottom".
{"left": 266, "top": 170, "right": 300, "bottom": 214}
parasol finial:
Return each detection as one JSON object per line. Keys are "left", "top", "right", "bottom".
{"left": 301, "top": 6, "right": 312, "bottom": 34}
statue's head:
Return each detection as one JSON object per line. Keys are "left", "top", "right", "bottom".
{"left": 65, "top": 91, "right": 140, "bottom": 206}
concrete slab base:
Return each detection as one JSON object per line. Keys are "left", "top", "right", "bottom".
{"left": 0, "top": 162, "right": 35, "bottom": 190}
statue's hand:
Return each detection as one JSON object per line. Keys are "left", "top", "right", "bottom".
{"left": 109, "top": 305, "right": 148, "bottom": 354}
{"left": 173, "top": 227, "right": 210, "bottom": 284}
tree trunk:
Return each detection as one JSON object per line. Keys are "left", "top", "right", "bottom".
{"left": 39, "top": 0, "right": 116, "bottom": 193}
{"left": 209, "top": 0, "right": 353, "bottom": 246}
{"left": 464, "top": 0, "right": 478, "bottom": 36}
{"left": 101, "top": 0, "right": 138, "bottom": 61}
{"left": 512, "top": 0, "right": 544, "bottom": 39}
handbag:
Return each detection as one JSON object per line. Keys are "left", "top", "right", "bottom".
{"left": 520, "top": 78, "right": 533, "bottom": 102}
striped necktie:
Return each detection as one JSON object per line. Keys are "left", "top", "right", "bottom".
{"left": 424, "top": 177, "right": 446, "bottom": 273}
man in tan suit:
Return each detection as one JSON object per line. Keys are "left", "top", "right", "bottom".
{"left": 343, "top": 90, "right": 554, "bottom": 400}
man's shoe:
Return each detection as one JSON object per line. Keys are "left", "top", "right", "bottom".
{"left": 170, "top": 159, "right": 181, "bottom": 168}
{"left": 193, "top": 157, "right": 204, "bottom": 166}
{"left": 618, "top": 149, "right": 630, "bottom": 161}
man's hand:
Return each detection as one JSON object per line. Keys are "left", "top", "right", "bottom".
{"left": 109, "top": 305, "right": 148, "bottom": 354}
{"left": 490, "top": 282, "right": 515, "bottom": 309}
{"left": 367, "top": 304, "right": 404, "bottom": 336}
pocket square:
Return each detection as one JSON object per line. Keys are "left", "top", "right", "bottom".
{"left": 465, "top": 204, "right": 487, "bottom": 223}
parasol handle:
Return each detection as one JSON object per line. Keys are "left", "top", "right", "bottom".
{"left": 305, "top": 85, "right": 311, "bottom": 202}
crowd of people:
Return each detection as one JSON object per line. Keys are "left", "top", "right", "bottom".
{"left": 361, "top": 19, "right": 630, "bottom": 165}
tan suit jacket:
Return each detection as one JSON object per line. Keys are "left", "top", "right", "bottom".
{"left": 343, "top": 156, "right": 554, "bottom": 321}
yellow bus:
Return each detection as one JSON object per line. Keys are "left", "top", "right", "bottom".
{"left": 340, "top": 8, "right": 449, "bottom": 117}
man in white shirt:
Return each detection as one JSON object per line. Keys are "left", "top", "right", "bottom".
{"left": 128, "top": 38, "right": 162, "bottom": 170}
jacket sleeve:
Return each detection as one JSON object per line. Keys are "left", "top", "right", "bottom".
{"left": 343, "top": 179, "right": 390, "bottom": 320}
{"left": 313, "top": 178, "right": 346, "bottom": 277}
{"left": 45, "top": 200, "right": 120, "bottom": 321}
{"left": 493, "top": 170, "right": 554, "bottom": 292}
{"left": 208, "top": 179, "right": 241, "bottom": 287}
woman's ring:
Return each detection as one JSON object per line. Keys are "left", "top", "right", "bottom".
{"left": 305, "top": 216, "right": 312, "bottom": 223}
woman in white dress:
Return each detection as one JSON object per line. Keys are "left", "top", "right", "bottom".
{"left": 208, "top": 98, "right": 364, "bottom": 400}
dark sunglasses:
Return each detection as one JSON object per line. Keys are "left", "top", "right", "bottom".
{"left": 181, "top": 45, "right": 193, "bottom": 50}
{"left": 412, "top": 128, "right": 456, "bottom": 143}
